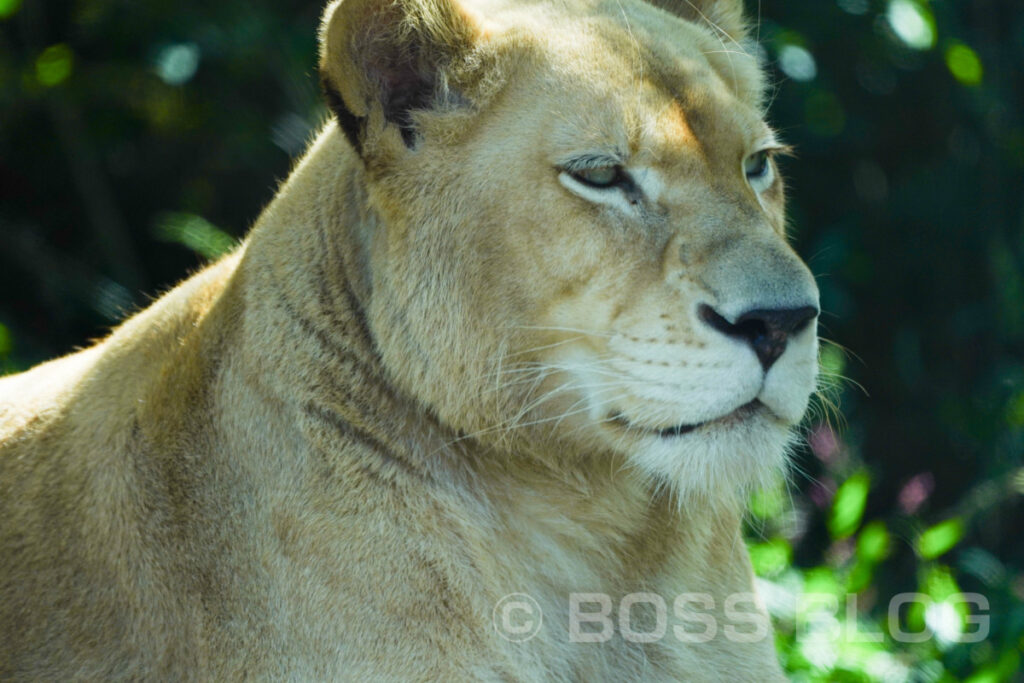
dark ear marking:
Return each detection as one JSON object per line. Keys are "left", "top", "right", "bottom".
{"left": 365, "top": 47, "right": 436, "bottom": 149}
{"left": 321, "top": 74, "right": 365, "bottom": 154}
{"left": 322, "top": 60, "right": 432, "bottom": 151}
{"left": 319, "top": 0, "right": 479, "bottom": 154}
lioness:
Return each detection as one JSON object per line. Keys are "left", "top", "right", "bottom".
{"left": 0, "top": 0, "right": 819, "bottom": 678}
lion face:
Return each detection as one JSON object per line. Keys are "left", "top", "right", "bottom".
{"left": 321, "top": 0, "right": 819, "bottom": 497}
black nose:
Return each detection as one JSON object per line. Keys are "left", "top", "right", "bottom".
{"left": 699, "top": 304, "right": 818, "bottom": 371}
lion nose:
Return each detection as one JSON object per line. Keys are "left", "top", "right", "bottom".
{"left": 699, "top": 304, "right": 818, "bottom": 371}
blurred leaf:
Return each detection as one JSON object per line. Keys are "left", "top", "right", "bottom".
{"left": 819, "top": 343, "right": 847, "bottom": 380}
{"left": 803, "top": 566, "right": 842, "bottom": 599}
{"left": 849, "top": 564, "right": 879, "bottom": 596}
{"left": 749, "top": 481, "right": 786, "bottom": 519}
{"left": 1007, "top": 394, "right": 1024, "bottom": 428}
{"left": 962, "top": 648, "right": 1021, "bottom": 683}
{"left": 0, "top": 323, "right": 11, "bottom": 356}
{"left": 916, "top": 518, "right": 965, "bottom": 560}
{"left": 944, "top": 42, "right": 983, "bottom": 87}
{"left": 35, "top": 45, "right": 73, "bottom": 87}
{"left": 847, "top": 520, "right": 892, "bottom": 592}
{"left": 154, "top": 212, "right": 236, "bottom": 261}
{"left": 856, "top": 520, "right": 891, "bottom": 564}
{"left": 749, "top": 537, "right": 792, "bottom": 577}
{"left": 828, "top": 471, "right": 870, "bottom": 540}
{"left": 0, "top": 0, "right": 20, "bottom": 20}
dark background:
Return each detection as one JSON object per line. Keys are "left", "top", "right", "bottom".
{"left": 1, "top": 0, "right": 1022, "bottom": 679}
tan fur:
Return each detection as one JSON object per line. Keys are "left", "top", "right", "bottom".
{"left": 0, "top": 0, "right": 818, "bottom": 679}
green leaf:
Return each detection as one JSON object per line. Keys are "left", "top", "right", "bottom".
{"left": 828, "top": 471, "right": 870, "bottom": 540}
{"left": 0, "top": 0, "right": 20, "bottom": 19}
{"left": 945, "top": 42, "right": 983, "bottom": 86}
{"left": 819, "top": 344, "right": 847, "bottom": 380}
{"left": 846, "top": 521, "right": 892, "bottom": 592}
{"left": 921, "top": 564, "right": 962, "bottom": 603}
{"left": 856, "top": 520, "right": 891, "bottom": 563}
{"left": 748, "top": 538, "right": 792, "bottom": 577}
{"left": 916, "top": 518, "right": 965, "bottom": 559}
{"left": 803, "top": 566, "right": 842, "bottom": 598}
{"left": 35, "top": 44, "right": 73, "bottom": 87}
{"left": 154, "top": 212, "right": 236, "bottom": 261}
{"left": 846, "top": 559, "right": 874, "bottom": 593}
{"left": 749, "top": 481, "right": 786, "bottom": 519}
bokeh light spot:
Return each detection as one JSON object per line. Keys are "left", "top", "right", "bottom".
{"left": 809, "top": 423, "right": 840, "bottom": 464}
{"left": 778, "top": 44, "right": 817, "bottom": 82}
{"left": 924, "top": 601, "right": 963, "bottom": 647}
{"left": 837, "top": 0, "right": 869, "bottom": 15}
{"left": 886, "top": 0, "right": 936, "bottom": 50}
{"left": 155, "top": 42, "right": 200, "bottom": 86}
{"left": 1013, "top": 467, "right": 1024, "bottom": 494}
{"left": 898, "top": 471, "right": 934, "bottom": 514}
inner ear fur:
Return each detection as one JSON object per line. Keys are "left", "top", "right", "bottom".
{"left": 319, "top": 0, "right": 481, "bottom": 153}
{"left": 646, "top": 0, "right": 748, "bottom": 42}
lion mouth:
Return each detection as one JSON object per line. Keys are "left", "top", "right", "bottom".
{"left": 613, "top": 399, "right": 764, "bottom": 438}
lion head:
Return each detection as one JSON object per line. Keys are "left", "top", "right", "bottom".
{"left": 320, "top": 0, "right": 819, "bottom": 500}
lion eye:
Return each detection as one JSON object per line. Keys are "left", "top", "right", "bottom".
{"left": 743, "top": 150, "right": 776, "bottom": 194}
{"left": 743, "top": 151, "right": 769, "bottom": 180}
{"left": 571, "top": 165, "right": 623, "bottom": 188}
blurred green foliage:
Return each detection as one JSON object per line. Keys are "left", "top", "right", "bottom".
{"left": 154, "top": 211, "right": 236, "bottom": 260}
{"left": 1, "top": 0, "right": 1022, "bottom": 680}
{"left": 739, "top": 1, "right": 1024, "bottom": 680}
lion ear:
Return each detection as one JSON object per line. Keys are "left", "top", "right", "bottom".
{"left": 319, "top": 0, "right": 481, "bottom": 154}
{"left": 647, "top": 0, "right": 748, "bottom": 42}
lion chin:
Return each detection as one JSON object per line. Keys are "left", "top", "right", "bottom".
{"left": 0, "top": 0, "right": 817, "bottom": 679}
{"left": 623, "top": 404, "right": 796, "bottom": 503}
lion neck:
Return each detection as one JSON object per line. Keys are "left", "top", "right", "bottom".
{"left": 234, "top": 125, "right": 437, "bottom": 467}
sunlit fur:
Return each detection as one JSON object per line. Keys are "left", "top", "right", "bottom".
{"left": 0, "top": 0, "right": 816, "bottom": 679}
